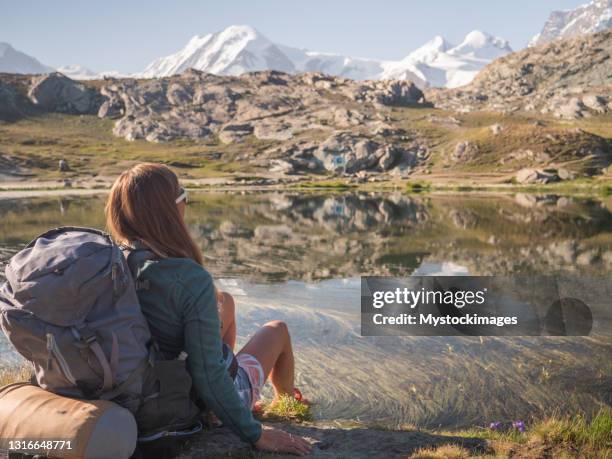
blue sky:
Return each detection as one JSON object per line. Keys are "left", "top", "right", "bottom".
{"left": 3, "top": 0, "right": 588, "bottom": 72}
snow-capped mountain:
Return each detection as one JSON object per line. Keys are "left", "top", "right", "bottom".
{"left": 141, "top": 25, "right": 510, "bottom": 88}
{"left": 0, "top": 42, "right": 53, "bottom": 74}
{"left": 275, "top": 44, "right": 389, "bottom": 81}
{"left": 380, "top": 30, "right": 512, "bottom": 88}
{"left": 529, "top": 0, "right": 612, "bottom": 47}
{"left": 142, "top": 25, "right": 295, "bottom": 77}
{"left": 57, "top": 65, "right": 125, "bottom": 80}
{"left": 57, "top": 64, "right": 99, "bottom": 80}
{"left": 0, "top": 43, "right": 121, "bottom": 80}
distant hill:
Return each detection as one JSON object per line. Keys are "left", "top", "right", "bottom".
{"left": 0, "top": 42, "right": 53, "bottom": 74}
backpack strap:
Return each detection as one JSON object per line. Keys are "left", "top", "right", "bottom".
{"left": 98, "top": 358, "right": 150, "bottom": 401}
{"left": 72, "top": 326, "right": 115, "bottom": 392}
{"left": 121, "top": 244, "right": 157, "bottom": 291}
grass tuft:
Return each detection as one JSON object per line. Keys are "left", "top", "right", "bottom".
{"left": 256, "top": 394, "right": 313, "bottom": 422}
{"left": 405, "top": 180, "right": 431, "bottom": 192}
{"left": 409, "top": 444, "right": 472, "bottom": 459}
{"left": 529, "top": 408, "right": 612, "bottom": 454}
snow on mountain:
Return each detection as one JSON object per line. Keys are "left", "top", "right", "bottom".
{"left": 0, "top": 42, "right": 53, "bottom": 74}
{"left": 449, "top": 30, "right": 512, "bottom": 60}
{"left": 380, "top": 30, "right": 513, "bottom": 88}
{"left": 276, "top": 45, "right": 388, "bottom": 81}
{"left": 142, "top": 25, "right": 295, "bottom": 77}
{"left": 141, "top": 25, "right": 509, "bottom": 88}
{"left": 57, "top": 65, "right": 125, "bottom": 80}
{"left": 407, "top": 36, "right": 453, "bottom": 63}
{"left": 529, "top": 0, "right": 612, "bottom": 47}
{"left": 57, "top": 64, "right": 99, "bottom": 80}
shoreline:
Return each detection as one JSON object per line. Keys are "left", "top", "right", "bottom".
{"left": 1, "top": 176, "right": 611, "bottom": 198}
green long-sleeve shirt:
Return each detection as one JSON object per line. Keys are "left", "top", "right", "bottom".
{"left": 133, "top": 257, "right": 262, "bottom": 444}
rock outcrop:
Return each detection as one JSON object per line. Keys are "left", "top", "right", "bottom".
{"left": 91, "top": 70, "right": 426, "bottom": 174}
{"left": 100, "top": 70, "right": 424, "bottom": 144}
{"left": 0, "top": 80, "right": 28, "bottom": 121}
{"left": 27, "top": 72, "right": 102, "bottom": 114}
{"left": 515, "top": 168, "right": 558, "bottom": 184}
{"left": 428, "top": 30, "right": 612, "bottom": 118}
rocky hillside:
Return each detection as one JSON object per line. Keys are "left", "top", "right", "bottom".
{"left": 0, "top": 30, "right": 611, "bottom": 185}
{"left": 1, "top": 70, "right": 429, "bottom": 177}
{"left": 428, "top": 30, "right": 612, "bottom": 119}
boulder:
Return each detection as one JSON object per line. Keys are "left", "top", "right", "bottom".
{"left": 581, "top": 94, "right": 608, "bottom": 114}
{"left": 557, "top": 168, "right": 576, "bottom": 181}
{"left": 253, "top": 122, "right": 293, "bottom": 141}
{"left": 552, "top": 97, "right": 587, "bottom": 119}
{"left": 314, "top": 133, "right": 378, "bottom": 173}
{"left": 312, "top": 132, "right": 413, "bottom": 174}
{"left": 451, "top": 141, "right": 478, "bottom": 162}
{"left": 28, "top": 73, "right": 101, "bottom": 114}
{"left": 515, "top": 168, "right": 558, "bottom": 184}
{"left": 357, "top": 80, "right": 424, "bottom": 106}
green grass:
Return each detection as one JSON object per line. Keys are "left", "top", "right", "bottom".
{"left": 406, "top": 180, "right": 432, "bottom": 192}
{"left": 1, "top": 106, "right": 610, "bottom": 191}
{"left": 429, "top": 408, "right": 612, "bottom": 458}
{"left": 256, "top": 394, "right": 313, "bottom": 422}
{"left": 0, "top": 114, "right": 264, "bottom": 181}
{"left": 529, "top": 409, "right": 612, "bottom": 455}
{"left": 390, "top": 108, "right": 611, "bottom": 178}
{"left": 290, "top": 179, "right": 357, "bottom": 190}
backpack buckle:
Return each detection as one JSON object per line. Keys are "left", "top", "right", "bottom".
{"left": 73, "top": 326, "right": 97, "bottom": 345}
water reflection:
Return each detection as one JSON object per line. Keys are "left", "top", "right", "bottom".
{"left": 1, "top": 192, "right": 612, "bottom": 281}
{"left": 0, "top": 192, "right": 610, "bottom": 427}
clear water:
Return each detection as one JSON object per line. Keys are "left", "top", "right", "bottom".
{"left": 1, "top": 191, "right": 610, "bottom": 427}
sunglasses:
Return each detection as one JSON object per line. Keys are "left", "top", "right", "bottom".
{"left": 175, "top": 186, "right": 189, "bottom": 204}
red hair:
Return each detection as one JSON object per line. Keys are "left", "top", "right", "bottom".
{"left": 105, "top": 163, "right": 203, "bottom": 265}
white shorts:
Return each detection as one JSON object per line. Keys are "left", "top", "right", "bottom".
{"left": 234, "top": 353, "right": 265, "bottom": 409}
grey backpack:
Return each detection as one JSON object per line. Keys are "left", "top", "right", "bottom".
{"left": 0, "top": 227, "right": 152, "bottom": 412}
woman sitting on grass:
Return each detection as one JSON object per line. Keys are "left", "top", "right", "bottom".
{"left": 105, "top": 163, "right": 311, "bottom": 456}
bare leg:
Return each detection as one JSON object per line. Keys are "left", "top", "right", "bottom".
{"left": 238, "top": 320, "right": 295, "bottom": 402}
{"left": 218, "top": 292, "right": 237, "bottom": 351}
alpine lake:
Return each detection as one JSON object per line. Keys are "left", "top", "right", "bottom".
{"left": 0, "top": 190, "right": 610, "bottom": 429}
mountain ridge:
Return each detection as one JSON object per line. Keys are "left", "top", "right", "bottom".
{"left": 140, "top": 25, "right": 512, "bottom": 89}
{"left": 529, "top": 0, "right": 611, "bottom": 46}
{"left": 0, "top": 42, "right": 53, "bottom": 74}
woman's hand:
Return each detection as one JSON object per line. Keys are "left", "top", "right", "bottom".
{"left": 255, "top": 425, "right": 312, "bottom": 456}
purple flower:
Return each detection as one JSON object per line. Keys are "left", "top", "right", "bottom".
{"left": 489, "top": 421, "right": 502, "bottom": 430}
{"left": 513, "top": 420, "right": 526, "bottom": 432}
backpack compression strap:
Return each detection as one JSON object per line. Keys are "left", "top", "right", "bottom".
{"left": 71, "top": 326, "right": 116, "bottom": 392}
